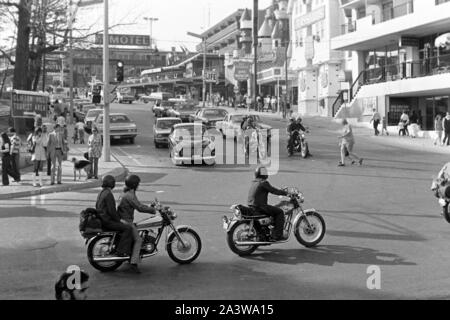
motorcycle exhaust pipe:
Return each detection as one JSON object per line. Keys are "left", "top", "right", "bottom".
{"left": 235, "top": 240, "right": 289, "bottom": 246}
{"left": 92, "top": 251, "right": 158, "bottom": 263}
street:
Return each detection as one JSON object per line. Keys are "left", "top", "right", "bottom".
{"left": 1, "top": 101, "right": 450, "bottom": 300}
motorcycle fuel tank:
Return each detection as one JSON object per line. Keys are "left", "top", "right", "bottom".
{"left": 137, "top": 216, "right": 164, "bottom": 229}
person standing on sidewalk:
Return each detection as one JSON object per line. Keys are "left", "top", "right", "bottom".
{"left": 1, "top": 132, "right": 20, "bottom": 186}
{"left": 47, "top": 124, "right": 66, "bottom": 185}
{"left": 30, "top": 127, "right": 46, "bottom": 188}
{"left": 442, "top": 113, "right": 450, "bottom": 146}
{"left": 41, "top": 125, "right": 51, "bottom": 176}
{"left": 88, "top": 127, "right": 102, "bottom": 180}
{"left": 434, "top": 114, "right": 444, "bottom": 146}
{"left": 370, "top": 109, "right": 381, "bottom": 136}
{"left": 8, "top": 128, "right": 21, "bottom": 182}
{"left": 400, "top": 111, "right": 410, "bottom": 137}
{"left": 338, "top": 119, "right": 363, "bottom": 167}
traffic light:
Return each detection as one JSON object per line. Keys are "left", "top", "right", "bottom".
{"left": 116, "top": 60, "right": 124, "bottom": 82}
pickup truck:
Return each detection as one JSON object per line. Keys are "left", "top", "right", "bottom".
{"left": 117, "top": 91, "right": 135, "bottom": 104}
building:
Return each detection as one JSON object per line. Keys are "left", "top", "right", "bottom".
{"left": 331, "top": 0, "right": 450, "bottom": 131}
{"left": 288, "top": 0, "right": 349, "bottom": 117}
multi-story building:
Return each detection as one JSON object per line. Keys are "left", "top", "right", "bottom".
{"left": 331, "top": 0, "right": 450, "bottom": 131}
{"left": 288, "top": 0, "right": 349, "bottom": 117}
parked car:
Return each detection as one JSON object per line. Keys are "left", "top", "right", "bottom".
{"left": 168, "top": 123, "right": 216, "bottom": 166}
{"left": 167, "top": 102, "right": 199, "bottom": 122}
{"left": 85, "top": 108, "right": 104, "bottom": 127}
{"left": 153, "top": 117, "right": 182, "bottom": 148}
{"left": 190, "top": 108, "right": 228, "bottom": 128}
{"left": 117, "top": 89, "right": 135, "bottom": 104}
{"left": 95, "top": 113, "right": 138, "bottom": 144}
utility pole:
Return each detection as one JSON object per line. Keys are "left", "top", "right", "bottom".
{"left": 68, "top": 0, "right": 74, "bottom": 124}
{"left": 253, "top": 0, "right": 259, "bottom": 110}
{"left": 143, "top": 17, "right": 159, "bottom": 50}
{"left": 103, "top": 0, "right": 111, "bottom": 162}
{"left": 187, "top": 31, "right": 207, "bottom": 108}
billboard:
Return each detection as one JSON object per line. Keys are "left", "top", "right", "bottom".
{"left": 234, "top": 62, "right": 251, "bottom": 81}
{"left": 95, "top": 34, "right": 151, "bottom": 47}
{"left": 11, "top": 90, "right": 50, "bottom": 118}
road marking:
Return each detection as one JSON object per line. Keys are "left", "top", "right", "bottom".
{"left": 117, "top": 147, "right": 144, "bottom": 166}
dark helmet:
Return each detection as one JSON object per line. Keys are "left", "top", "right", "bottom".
{"left": 254, "top": 166, "right": 269, "bottom": 180}
{"left": 102, "top": 175, "right": 116, "bottom": 189}
{"left": 125, "top": 175, "right": 141, "bottom": 190}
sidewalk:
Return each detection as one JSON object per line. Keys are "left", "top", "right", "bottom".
{"left": 0, "top": 143, "right": 127, "bottom": 200}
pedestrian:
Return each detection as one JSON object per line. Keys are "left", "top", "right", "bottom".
{"left": 34, "top": 114, "right": 43, "bottom": 130}
{"left": 8, "top": 128, "right": 21, "bottom": 182}
{"left": 1, "top": 132, "right": 20, "bottom": 186}
{"left": 370, "top": 108, "right": 381, "bottom": 136}
{"left": 30, "top": 127, "right": 46, "bottom": 188}
{"left": 47, "top": 124, "right": 67, "bottom": 185}
{"left": 42, "top": 125, "right": 51, "bottom": 176}
{"left": 88, "top": 127, "right": 102, "bottom": 180}
{"left": 381, "top": 116, "right": 389, "bottom": 136}
{"left": 442, "top": 113, "right": 450, "bottom": 146}
{"left": 271, "top": 96, "right": 278, "bottom": 113}
{"left": 76, "top": 121, "right": 85, "bottom": 144}
{"left": 55, "top": 267, "right": 89, "bottom": 300}
{"left": 434, "top": 114, "right": 444, "bottom": 146}
{"left": 399, "top": 111, "right": 410, "bottom": 136}
{"left": 338, "top": 119, "right": 363, "bottom": 167}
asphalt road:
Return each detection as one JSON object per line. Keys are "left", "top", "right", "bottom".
{"left": 1, "top": 102, "right": 450, "bottom": 300}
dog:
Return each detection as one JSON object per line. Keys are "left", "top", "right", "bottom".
{"left": 71, "top": 157, "right": 91, "bottom": 181}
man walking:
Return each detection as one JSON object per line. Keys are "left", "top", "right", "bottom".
{"left": 370, "top": 109, "right": 382, "bottom": 136}
{"left": 8, "top": 128, "right": 21, "bottom": 182}
{"left": 47, "top": 124, "right": 67, "bottom": 185}
{"left": 442, "top": 113, "right": 450, "bottom": 146}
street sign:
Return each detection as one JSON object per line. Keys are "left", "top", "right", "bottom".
{"left": 11, "top": 90, "right": 49, "bottom": 119}
{"left": 234, "top": 62, "right": 251, "bottom": 81}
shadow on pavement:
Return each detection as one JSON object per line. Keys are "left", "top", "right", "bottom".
{"left": 244, "top": 245, "right": 416, "bottom": 267}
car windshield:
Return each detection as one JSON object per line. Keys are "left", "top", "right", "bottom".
{"left": 161, "top": 101, "right": 175, "bottom": 107}
{"left": 176, "top": 104, "right": 195, "bottom": 111}
{"left": 87, "top": 110, "right": 102, "bottom": 118}
{"left": 157, "top": 120, "right": 181, "bottom": 129}
{"left": 173, "top": 126, "right": 205, "bottom": 139}
{"left": 231, "top": 115, "right": 245, "bottom": 123}
{"left": 250, "top": 115, "right": 261, "bottom": 122}
{"left": 203, "top": 109, "right": 227, "bottom": 117}
{"left": 97, "top": 115, "right": 131, "bottom": 124}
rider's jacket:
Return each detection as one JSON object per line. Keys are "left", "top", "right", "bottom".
{"left": 248, "top": 178, "right": 288, "bottom": 207}
{"left": 96, "top": 188, "right": 120, "bottom": 223}
{"left": 117, "top": 190, "right": 156, "bottom": 224}
{"left": 287, "top": 122, "right": 306, "bottom": 135}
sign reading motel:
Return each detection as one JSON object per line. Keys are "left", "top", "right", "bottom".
{"left": 95, "top": 34, "right": 151, "bottom": 47}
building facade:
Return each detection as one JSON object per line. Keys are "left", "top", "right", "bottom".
{"left": 331, "top": 0, "right": 450, "bottom": 131}
{"left": 288, "top": 0, "right": 348, "bottom": 117}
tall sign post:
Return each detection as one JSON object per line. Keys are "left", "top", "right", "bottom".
{"left": 253, "top": 0, "right": 259, "bottom": 110}
{"left": 103, "top": 0, "right": 111, "bottom": 162}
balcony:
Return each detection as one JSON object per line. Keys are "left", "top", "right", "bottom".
{"left": 379, "top": 1, "right": 414, "bottom": 23}
{"left": 341, "top": 21, "right": 357, "bottom": 34}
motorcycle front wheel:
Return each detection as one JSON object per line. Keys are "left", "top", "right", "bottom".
{"left": 167, "top": 228, "right": 202, "bottom": 264}
{"left": 294, "top": 212, "right": 326, "bottom": 248}
{"left": 301, "top": 142, "right": 309, "bottom": 159}
{"left": 87, "top": 235, "right": 124, "bottom": 272}
{"left": 227, "top": 221, "right": 258, "bottom": 256}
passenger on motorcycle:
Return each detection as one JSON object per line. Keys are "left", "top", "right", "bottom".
{"left": 95, "top": 175, "right": 134, "bottom": 261}
{"left": 117, "top": 175, "right": 156, "bottom": 273}
{"left": 287, "top": 116, "right": 306, "bottom": 156}
{"left": 248, "top": 166, "right": 289, "bottom": 241}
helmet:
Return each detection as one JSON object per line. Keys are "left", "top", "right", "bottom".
{"left": 296, "top": 116, "right": 303, "bottom": 123}
{"left": 254, "top": 166, "right": 269, "bottom": 180}
{"left": 125, "top": 175, "right": 141, "bottom": 190}
{"left": 102, "top": 175, "right": 116, "bottom": 189}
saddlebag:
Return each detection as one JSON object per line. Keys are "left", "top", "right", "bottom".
{"left": 79, "top": 208, "right": 103, "bottom": 239}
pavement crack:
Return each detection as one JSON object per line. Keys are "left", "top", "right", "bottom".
{"left": 26, "top": 241, "right": 58, "bottom": 251}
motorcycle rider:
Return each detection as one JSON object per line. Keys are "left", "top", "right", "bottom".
{"left": 95, "top": 175, "right": 134, "bottom": 262}
{"left": 117, "top": 175, "right": 156, "bottom": 274}
{"left": 248, "top": 166, "right": 289, "bottom": 241}
{"left": 287, "top": 116, "right": 306, "bottom": 156}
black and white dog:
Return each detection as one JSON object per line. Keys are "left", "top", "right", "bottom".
{"left": 71, "top": 152, "right": 91, "bottom": 181}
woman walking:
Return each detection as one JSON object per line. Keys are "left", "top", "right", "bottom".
{"left": 338, "top": 119, "right": 363, "bottom": 167}
{"left": 88, "top": 127, "right": 102, "bottom": 180}
{"left": 1, "top": 132, "right": 20, "bottom": 186}
{"left": 434, "top": 114, "right": 444, "bottom": 146}
{"left": 30, "top": 127, "right": 47, "bottom": 187}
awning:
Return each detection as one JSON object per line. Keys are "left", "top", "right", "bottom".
{"left": 435, "top": 33, "right": 450, "bottom": 48}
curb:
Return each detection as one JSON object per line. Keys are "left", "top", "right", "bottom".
{"left": 0, "top": 156, "right": 128, "bottom": 201}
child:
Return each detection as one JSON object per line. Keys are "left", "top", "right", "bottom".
{"left": 76, "top": 121, "right": 85, "bottom": 144}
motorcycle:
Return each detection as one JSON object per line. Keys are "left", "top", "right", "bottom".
{"left": 86, "top": 199, "right": 202, "bottom": 272}
{"left": 288, "top": 129, "right": 310, "bottom": 158}
{"left": 431, "top": 177, "right": 450, "bottom": 223}
{"left": 222, "top": 187, "right": 326, "bottom": 256}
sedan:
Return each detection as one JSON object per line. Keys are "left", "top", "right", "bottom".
{"left": 153, "top": 117, "right": 182, "bottom": 148}
{"left": 190, "top": 108, "right": 228, "bottom": 128}
{"left": 168, "top": 123, "right": 216, "bottom": 166}
{"left": 85, "top": 109, "right": 103, "bottom": 127}
{"left": 95, "top": 113, "right": 138, "bottom": 144}
{"left": 167, "top": 102, "right": 199, "bottom": 122}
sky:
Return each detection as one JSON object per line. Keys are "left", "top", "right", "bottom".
{"left": 74, "top": 0, "right": 274, "bottom": 51}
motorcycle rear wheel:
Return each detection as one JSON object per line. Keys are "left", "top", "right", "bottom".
{"left": 167, "top": 228, "right": 202, "bottom": 264}
{"left": 227, "top": 221, "right": 258, "bottom": 256}
{"left": 87, "top": 235, "right": 124, "bottom": 272}
{"left": 294, "top": 212, "right": 326, "bottom": 248}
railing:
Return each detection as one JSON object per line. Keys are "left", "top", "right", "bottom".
{"left": 332, "top": 91, "right": 345, "bottom": 118}
{"left": 341, "top": 21, "right": 357, "bottom": 35}
{"left": 380, "top": 0, "right": 414, "bottom": 23}
{"left": 331, "top": 70, "right": 366, "bottom": 118}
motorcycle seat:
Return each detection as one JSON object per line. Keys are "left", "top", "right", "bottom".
{"left": 238, "top": 205, "right": 270, "bottom": 219}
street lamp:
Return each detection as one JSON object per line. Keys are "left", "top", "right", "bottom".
{"left": 143, "top": 17, "right": 159, "bottom": 50}
{"left": 187, "top": 31, "right": 207, "bottom": 108}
